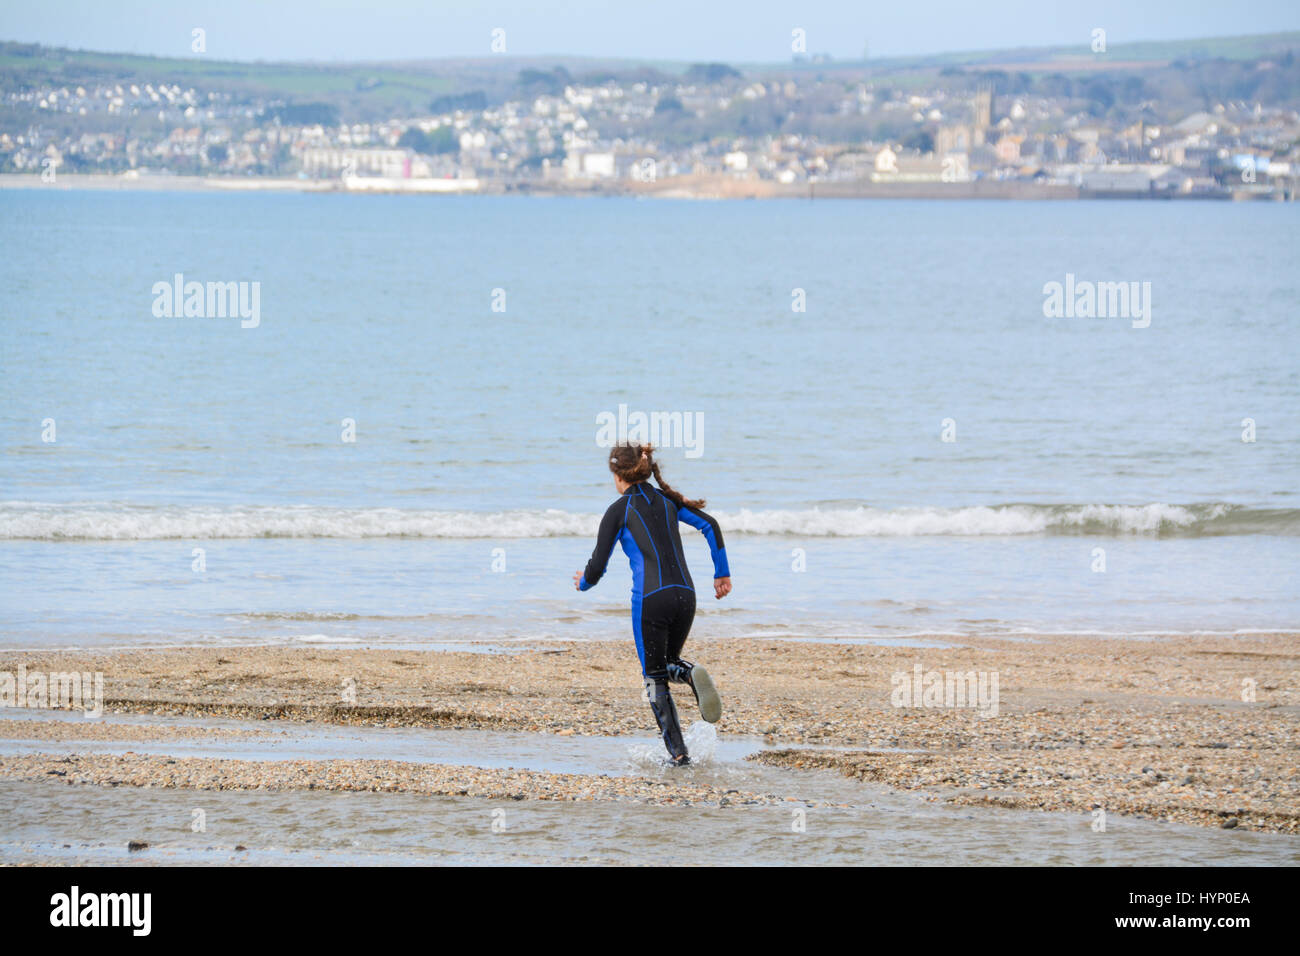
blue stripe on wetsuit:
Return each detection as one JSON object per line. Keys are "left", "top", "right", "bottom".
{"left": 674, "top": 500, "right": 730, "bottom": 579}
{"left": 622, "top": 524, "right": 646, "bottom": 668}
{"left": 579, "top": 483, "right": 729, "bottom": 626}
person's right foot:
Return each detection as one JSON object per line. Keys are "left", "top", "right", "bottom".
{"left": 646, "top": 676, "right": 689, "bottom": 762}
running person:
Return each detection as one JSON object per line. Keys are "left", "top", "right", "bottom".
{"left": 573, "top": 443, "right": 732, "bottom": 765}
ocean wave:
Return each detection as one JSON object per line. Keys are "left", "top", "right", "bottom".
{"left": 0, "top": 504, "right": 595, "bottom": 540}
{"left": 721, "top": 502, "right": 1260, "bottom": 536}
{"left": 1, "top": 501, "right": 1295, "bottom": 540}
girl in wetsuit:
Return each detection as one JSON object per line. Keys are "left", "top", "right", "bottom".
{"left": 573, "top": 443, "right": 732, "bottom": 765}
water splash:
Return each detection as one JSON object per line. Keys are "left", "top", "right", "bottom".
{"left": 683, "top": 720, "right": 718, "bottom": 763}
{"left": 625, "top": 720, "right": 719, "bottom": 771}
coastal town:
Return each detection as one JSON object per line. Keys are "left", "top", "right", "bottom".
{"left": 3, "top": 41, "right": 1299, "bottom": 198}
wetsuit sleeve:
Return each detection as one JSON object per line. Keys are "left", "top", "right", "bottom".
{"left": 677, "top": 504, "right": 730, "bottom": 578}
{"left": 579, "top": 499, "right": 625, "bottom": 590}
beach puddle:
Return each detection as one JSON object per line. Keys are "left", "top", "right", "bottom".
{"left": 1, "top": 710, "right": 1296, "bottom": 866}
{"left": 0, "top": 710, "right": 759, "bottom": 777}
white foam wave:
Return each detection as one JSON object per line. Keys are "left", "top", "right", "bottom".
{"left": 0, "top": 501, "right": 1273, "bottom": 540}
{"left": 722, "top": 502, "right": 1231, "bottom": 536}
{"left": 0, "top": 504, "right": 596, "bottom": 540}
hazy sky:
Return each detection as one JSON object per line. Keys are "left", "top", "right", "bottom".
{"left": 3, "top": 0, "right": 1298, "bottom": 63}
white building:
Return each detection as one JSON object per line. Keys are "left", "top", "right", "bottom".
{"left": 723, "top": 151, "right": 749, "bottom": 172}
{"left": 299, "top": 147, "right": 430, "bottom": 178}
{"left": 564, "top": 151, "right": 616, "bottom": 179}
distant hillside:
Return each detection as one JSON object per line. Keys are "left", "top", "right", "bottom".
{"left": 0, "top": 43, "right": 458, "bottom": 116}
{"left": 2, "top": 30, "right": 1298, "bottom": 124}
{"left": 806, "top": 30, "right": 1300, "bottom": 72}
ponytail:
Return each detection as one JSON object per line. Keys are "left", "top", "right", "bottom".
{"left": 607, "top": 443, "right": 705, "bottom": 510}
{"left": 649, "top": 458, "right": 705, "bottom": 510}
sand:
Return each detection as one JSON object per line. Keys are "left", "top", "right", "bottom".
{"left": 1, "top": 632, "right": 1296, "bottom": 832}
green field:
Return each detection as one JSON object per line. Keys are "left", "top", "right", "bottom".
{"left": 2, "top": 30, "right": 1297, "bottom": 123}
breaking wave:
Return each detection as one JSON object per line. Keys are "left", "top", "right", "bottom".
{"left": 2, "top": 501, "right": 1295, "bottom": 540}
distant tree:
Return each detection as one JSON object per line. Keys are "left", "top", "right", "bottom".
{"left": 1037, "top": 74, "right": 1075, "bottom": 99}
{"left": 430, "top": 90, "right": 487, "bottom": 114}
{"left": 205, "top": 143, "right": 228, "bottom": 165}
{"left": 902, "top": 128, "right": 935, "bottom": 154}
{"left": 397, "top": 126, "right": 458, "bottom": 155}
{"left": 517, "top": 67, "right": 572, "bottom": 96}
{"left": 426, "top": 126, "right": 458, "bottom": 154}
{"left": 684, "top": 63, "right": 741, "bottom": 84}
{"left": 1119, "top": 76, "right": 1146, "bottom": 103}
{"left": 578, "top": 67, "right": 671, "bottom": 86}
{"left": 266, "top": 102, "right": 339, "bottom": 126}
{"left": 398, "top": 128, "right": 431, "bottom": 153}
{"left": 656, "top": 95, "right": 684, "bottom": 115}
{"left": 516, "top": 147, "right": 565, "bottom": 171}
{"left": 1083, "top": 78, "right": 1115, "bottom": 116}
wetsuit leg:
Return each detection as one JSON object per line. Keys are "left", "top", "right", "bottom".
{"left": 639, "top": 589, "right": 692, "bottom": 762}
{"left": 644, "top": 676, "right": 686, "bottom": 762}
{"left": 667, "top": 588, "right": 696, "bottom": 663}
{"left": 662, "top": 589, "right": 696, "bottom": 685}
{"left": 661, "top": 589, "right": 724, "bottom": 722}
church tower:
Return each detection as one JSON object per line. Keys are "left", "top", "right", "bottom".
{"left": 973, "top": 85, "right": 992, "bottom": 146}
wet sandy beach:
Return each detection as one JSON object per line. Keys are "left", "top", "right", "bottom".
{"left": 1, "top": 632, "right": 1297, "bottom": 864}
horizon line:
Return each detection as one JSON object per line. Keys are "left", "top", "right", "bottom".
{"left": 5, "top": 28, "right": 1299, "bottom": 73}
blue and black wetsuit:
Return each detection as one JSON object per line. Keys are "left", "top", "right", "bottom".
{"left": 578, "top": 481, "right": 729, "bottom": 759}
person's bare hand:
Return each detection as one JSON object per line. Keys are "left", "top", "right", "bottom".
{"left": 573, "top": 570, "right": 584, "bottom": 590}
{"left": 714, "top": 576, "right": 732, "bottom": 600}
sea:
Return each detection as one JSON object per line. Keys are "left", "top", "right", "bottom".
{"left": 1, "top": 189, "right": 1296, "bottom": 650}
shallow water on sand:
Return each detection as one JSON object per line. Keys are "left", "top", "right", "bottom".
{"left": 1, "top": 712, "right": 1295, "bottom": 866}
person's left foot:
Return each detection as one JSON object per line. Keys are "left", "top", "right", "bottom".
{"left": 667, "top": 659, "right": 722, "bottom": 724}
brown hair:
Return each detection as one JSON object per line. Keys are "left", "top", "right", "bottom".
{"left": 607, "top": 443, "right": 705, "bottom": 510}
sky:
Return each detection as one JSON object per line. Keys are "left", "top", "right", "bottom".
{"left": 2, "top": 0, "right": 1298, "bottom": 63}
